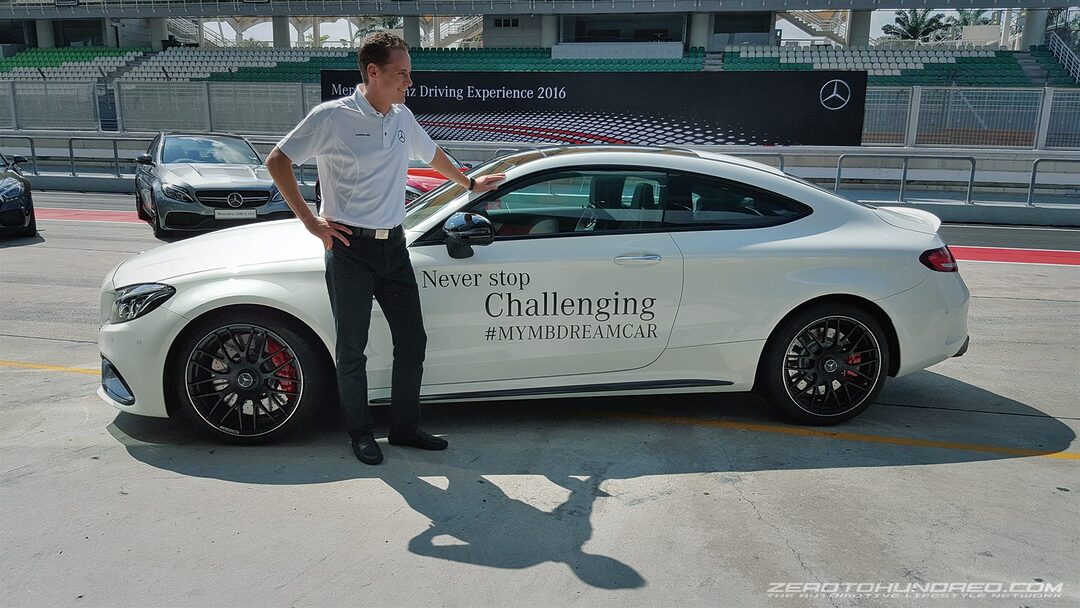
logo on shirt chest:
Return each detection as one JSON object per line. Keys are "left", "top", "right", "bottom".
{"left": 354, "top": 132, "right": 371, "bottom": 137}
{"left": 397, "top": 129, "right": 406, "bottom": 143}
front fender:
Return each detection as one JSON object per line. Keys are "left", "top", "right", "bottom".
{"left": 163, "top": 270, "right": 335, "bottom": 357}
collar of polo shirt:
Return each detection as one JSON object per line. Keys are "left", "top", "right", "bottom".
{"left": 353, "top": 84, "right": 403, "bottom": 118}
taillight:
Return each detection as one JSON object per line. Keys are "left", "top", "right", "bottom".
{"left": 920, "top": 246, "right": 958, "bottom": 272}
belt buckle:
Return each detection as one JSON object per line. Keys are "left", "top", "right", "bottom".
{"left": 375, "top": 229, "right": 389, "bottom": 240}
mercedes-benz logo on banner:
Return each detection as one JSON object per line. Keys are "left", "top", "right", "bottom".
{"left": 227, "top": 193, "right": 244, "bottom": 208}
{"left": 820, "top": 80, "right": 851, "bottom": 111}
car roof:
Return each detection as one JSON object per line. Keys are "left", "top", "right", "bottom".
{"left": 162, "top": 132, "right": 251, "bottom": 141}
{"left": 497, "top": 145, "right": 787, "bottom": 179}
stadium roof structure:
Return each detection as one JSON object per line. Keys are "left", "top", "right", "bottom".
{"left": 0, "top": 0, "right": 1067, "bottom": 19}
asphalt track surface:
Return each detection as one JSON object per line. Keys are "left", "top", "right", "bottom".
{"left": 1, "top": 190, "right": 1078, "bottom": 607}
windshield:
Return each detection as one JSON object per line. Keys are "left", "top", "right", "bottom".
{"left": 789, "top": 175, "right": 877, "bottom": 209}
{"left": 402, "top": 150, "right": 547, "bottom": 230}
{"left": 162, "top": 136, "right": 262, "bottom": 165}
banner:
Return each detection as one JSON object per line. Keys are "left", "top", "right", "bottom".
{"left": 322, "top": 70, "right": 866, "bottom": 146}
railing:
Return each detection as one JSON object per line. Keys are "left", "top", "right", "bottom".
{"left": 0, "top": 135, "right": 38, "bottom": 174}
{"left": 4, "top": 135, "right": 1077, "bottom": 207}
{"left": 1048, "top": 30, "right": 1080, "bottom": 84}
{"left": 835, "top": 153, "right": 977, "bottom": 204}
{"left": 1027, "top": 158, "right": 1080, "bottom": 206}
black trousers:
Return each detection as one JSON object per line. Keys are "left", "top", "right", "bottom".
{"left": 324, "top": 226, "right": 427, "bottom": 437}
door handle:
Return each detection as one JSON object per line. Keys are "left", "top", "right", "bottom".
{"left": 614, "top": 254, "right": 662, "bottom": 265}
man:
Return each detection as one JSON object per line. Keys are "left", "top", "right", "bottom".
{"left": 266, "top": 33, "right": 504, "bottom": 465}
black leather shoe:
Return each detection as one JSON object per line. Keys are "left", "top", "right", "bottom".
{"left": 351, "top": 433, "right": 383, "bottom": 465}
{"left": 388, "top": 425, "right": 448, "bottom": 451}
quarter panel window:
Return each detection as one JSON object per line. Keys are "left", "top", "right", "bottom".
{"left": 662, "top": 173, "right": 812, "bottom": 229}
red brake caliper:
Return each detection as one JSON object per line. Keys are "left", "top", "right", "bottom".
{"left": 844, "top": 353, "right": 862, "bottom": 379}
{"left": 266, "top": 337, "right": 296, "bottom": 394}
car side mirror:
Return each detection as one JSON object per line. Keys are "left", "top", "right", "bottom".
{"left": 11, "top": 155, "right": 28, "bottom": 164}
{"left": 136, "top": 154, "right": 154, "bottom": 166}
{"left": 443, "top": 212, "right": 495, "bottom": 259}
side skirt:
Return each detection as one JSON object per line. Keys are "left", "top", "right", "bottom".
{"left": 370, "top": 379, "right": 734, "bottom": 405}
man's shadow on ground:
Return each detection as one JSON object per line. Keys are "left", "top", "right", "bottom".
{"left": 108, "top": 371, "right": 1076, "bottom": 590}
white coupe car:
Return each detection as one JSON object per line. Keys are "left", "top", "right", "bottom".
{"left": 98, "top": 146, "right": 970, "bottom": 442}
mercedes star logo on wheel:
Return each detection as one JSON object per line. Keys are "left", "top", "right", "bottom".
{"left": 227, "top": 193, "right": 244, "bottom": 208}
{"left": 236, "top": 371, "right": 255, "bottom": 389}
{"left": 819, "top": 80, "right": 851, "bottom": 111}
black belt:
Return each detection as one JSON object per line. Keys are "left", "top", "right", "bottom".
{"left": 345, "top": 225, "right": 403, "bottom": 240}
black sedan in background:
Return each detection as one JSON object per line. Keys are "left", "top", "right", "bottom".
{"left": 135, "top": 133, "right": 293, "bottom": 238}
{"left": 0, "top": 153, "right": 35, "bottom": 238}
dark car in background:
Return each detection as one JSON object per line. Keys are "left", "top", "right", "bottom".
{"left": 0, "top": 153, "right": 36, "bottom": 238}
{"left": 135, "top": 133, "right": 294, "bottom": 238}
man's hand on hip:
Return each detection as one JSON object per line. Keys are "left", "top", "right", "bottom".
{"left": 472, "top": 174, "right": 506, "bottom": 193}
{"left": 304, "top": 216, "right": 353, "bottom": 250}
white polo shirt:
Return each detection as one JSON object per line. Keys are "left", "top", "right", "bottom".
{"left": 277, "top": 85, "right": 437, "bottom": 229}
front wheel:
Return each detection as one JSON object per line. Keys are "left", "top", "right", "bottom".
{"left": 135, "top": 187, "right": 150, "bottom": 221}
{"left": 757, "top": 303, "right": 890, "bottom": 425}
{"left": 150, "top": 197, "right": 171, "bottom": 238}
{"left": 15, "top": 203, "right": 36, "bottom": 237}
{"left": 169, "top": 308, "right": 333, "bottom": 443}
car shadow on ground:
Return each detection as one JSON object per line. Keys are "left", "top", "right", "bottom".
{"left": 0, "top": 233, "right": 44, "bottom": 248}
{"left": 108, "top": 370, "right": 1076, "bottom": 590}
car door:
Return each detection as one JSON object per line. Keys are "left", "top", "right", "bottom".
{"left": 136, "top": 135, "right": 161, "bottom": 206}
{"left": 403, "top": 168, "right": 684, "bottom": 387}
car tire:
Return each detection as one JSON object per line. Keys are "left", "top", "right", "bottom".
{"left": 15, "top": 203, "right": 36, "bottom": 238}
{"left": 757, "top": 302, "right": 890, "bottom": 425}
{"left": 169, "top": 307, "right": 333, "bottom": 444}
{"left": 150, "top": 197, "right": 171, "bottom": 239}
{"left": 135, "top": 188, "right": 150, "bottom": 221}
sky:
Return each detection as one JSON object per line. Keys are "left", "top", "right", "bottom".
{"left": 200, "top": 10, "right": 1004, "bottom": 47}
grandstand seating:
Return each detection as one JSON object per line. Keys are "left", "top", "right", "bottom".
{"left": 0, "top": 47, "right": 146, "bottom": 81}
{"left": 1029, "top": 45, "right": 1080, "bottom": 87}
{"left": 2, "top": 44, "right": 1075, "bottom": 89}
{"left": 117, "top": 46, "right": 706, "bottom": 83}
{"left": 720, "top": 46, "right": 1076, "bottom": 87}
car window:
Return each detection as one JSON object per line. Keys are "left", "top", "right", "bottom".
{"left": 466, "top": 170, "right": 665, "bottom": 238}
{"left": 161, "top": 136, "right": 261, "bottom": 165}
{"left": 662, "top": 172, "right": 811, "bottom": 229}
{"left": 147, "top": 135, "right": 161, "bottom": 158}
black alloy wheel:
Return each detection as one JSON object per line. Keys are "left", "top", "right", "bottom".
{"left": 171, "top": 309, "right": 332, "bottom": 443}
{"left": 15, "top": 202, "right": 36, "bottom": 237}
{"left": 758, "top": 303, "right": 890, "bottom": 425}
{"left": 135, "top": 188, "right": 150, "bottom": 221}
{"left": 150, "top": 197, "right": 171, "bottom": 238}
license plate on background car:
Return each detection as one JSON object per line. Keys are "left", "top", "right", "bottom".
{"left": 214, "top": 209, "right": 257, "bottom": 220}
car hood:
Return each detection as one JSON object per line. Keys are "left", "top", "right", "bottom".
{"left": 112, "top": 220, "right": 323, "bottom": 286}
{"left": 161, "top": 163, "right": 274, "bottom": 188}
{"left": 873, "top": 206, "right": 942, "bottom": 235}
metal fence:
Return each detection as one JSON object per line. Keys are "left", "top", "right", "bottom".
{"left": 3, "top": 80, "right": 1079, "bottom": 150}
{"left": 862, "top": 87, "right": 911, "bottom": 146}
{"left": 1, "top": 81, "right": 99, "bottom": 130}
{"left": 1046, "top": 89, "right": 1080, "bottom": 149}
{"left": 915, "top": 88, "right": 1044, "bottom": 148}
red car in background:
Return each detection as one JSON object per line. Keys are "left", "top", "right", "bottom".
{"left": 314, "top": 152, "right": 471, "bottom": 211}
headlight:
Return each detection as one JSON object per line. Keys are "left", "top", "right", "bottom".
{"left": 161, "top": 184, "right": 195, "bottom": 203}
{"left": 110, "top": 283, "right": 176, "bottom": 324}
{"left": 0, "top": 177, "right": 24, "bottom": 203}
{"left": 269, "top": 188, "right": 285, "bottom": 203}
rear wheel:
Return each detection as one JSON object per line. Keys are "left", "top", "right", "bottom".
{"left": 757, "top": 303, "right": 890, "bottom": 425}
{"left": 169, "top": 308, "right": 333, "bottom": 443}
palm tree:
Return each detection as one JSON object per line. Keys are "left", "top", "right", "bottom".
{"left": 944, "top": 9, "right": 993, "bottom": 40}
{"left": 882, "top": 9, "right": 949, "bottom": 42}
{"left": 350, "top": 17, "right": 405, "bottom": 43}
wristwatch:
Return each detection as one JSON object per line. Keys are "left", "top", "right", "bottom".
{"left": 467, "top": 177, "right": 476, "bottom": 191}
